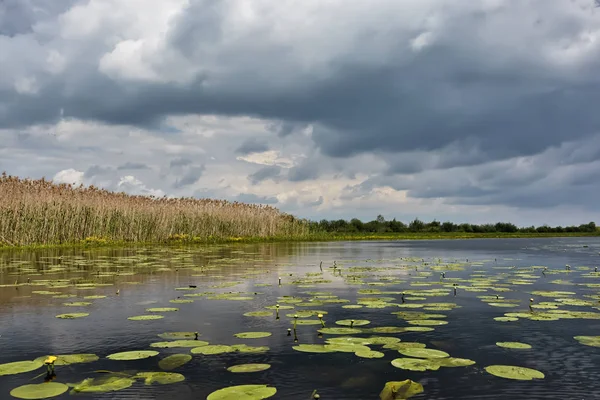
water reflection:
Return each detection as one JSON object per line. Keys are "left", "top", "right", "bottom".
{"left": 0, "top": 238, "right": 599, "bottom": 399}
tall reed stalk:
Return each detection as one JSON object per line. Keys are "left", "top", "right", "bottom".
{"left": 0, "top": 173, "right": 309, "bottom": 246}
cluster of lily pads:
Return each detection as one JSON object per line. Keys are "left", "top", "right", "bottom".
{"left": 1, "top": 247, "right": 599, "bottom": 398}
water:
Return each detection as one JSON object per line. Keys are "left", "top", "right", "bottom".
{"left": 1, "top": 237, "right": 600, "bottom": 399}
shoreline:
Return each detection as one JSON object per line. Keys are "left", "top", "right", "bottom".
{"left": 1, "top": 231, "right": 598, "bottom": 252}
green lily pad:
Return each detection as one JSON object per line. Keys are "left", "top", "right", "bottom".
{"left": 207, "top": 384, "right": 277, "bottom": 400}
{"left": 243, "top": 311, "right": 273, "bottom": 317}
{"left": 56, "top": 313, "right": 89, "bottom": 319}
{"left": 355, "top": 350, "right": 385, "bottom": 358}
{"left": 146, "top": 307, "right": 179, "bottom": 312}
{"left": 494, "top": 317, "right": 518, "bottom": 322}
{"left": 436, "top": 357, "right": 476, "bottom": 367}
{"left": 335, "top": 319, "right": 370, "bottom": 327}
{"left": 135, "top": 372, "right": 185, "bottom": 385}
{"left": 406, "top": 319, "right": 448, "bottom": 326}
{"left": 384, "top": 342, "right": 427, "bottom": 350}
{"left": 159, "top": 354, "right": 192, "bottom": 370}
{"left": 365, "top": 336, "right": 401, "bottom": 345}
{"left": 150, "top": 340, "right": 209, "bottom": 348}
{"left": 106, "top": 350, "right": 159, "bottom": 360}
{"left": 326, "top": 344, "right": 371, "bottom": 353}
{"left": 69, "top": 377, "right": 135, "bottom": 393}
{"left": 292, "top": 344, "right": 335, "bottom": 353}
{"left": 574, "top": 336, "right": 600, "bottom": 347}
{"left": 496, "top": 342, "right": 532, "bottom": 349}
{"left": 293, "top": 319, "right": 322, "bottom": 325}
{"left": 33, "top": 354, "right": 98, "bottom": 366}
{"left": 484, "top": 365, "right": 545, "bottom": 380}
{"left": 231, "top": 345, "right": 269, "bottom": 353}
{"left": 10, "top": 382, "right": 68, "bottom": 399}
{"left": 404, "top": 327, "right": 434, "bottom": 332}
{"left": 170, "top": 299, "right": 194, "bottom": 304}
{"left": 127, "top": 315, "right": 164, "bottom": 321}
{"left": 391, "top": 358, "right": 441, "bottom": 371}
{"left": 379, "top": 379, "right": 424, "bottom": 400}
{"left": 63, "top": 302, "right": 92, "bottom": 306}
{"left": 0, "top": 360, "right": 43, "bottom": 376}
{"left": 398, "top": 348, "right": 450, "bottom": 359}
{"left": 318, "top": 327, "right": 363, "bottom": 335}
{"left": 227, "top": 363, "right": 271, "bottom": 373}
{"left": 83, "top": 295, "right": 106, "bottom": 299}
{"left": 191, "top": 345, "right": 234, "bottom": 355}
{"left": 158, "top": 331, "right": 199, "bottom": 340}
{"left": 234, "top": 332, "right": 272, "bottom": 339}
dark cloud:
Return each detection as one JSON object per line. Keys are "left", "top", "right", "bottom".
{"left": 235, "top": 138, "right": 269, "bottom": 155}
{"left": 117, "top": 162, "right": 150, "bottom": 170}
{"left": 84, "top": 165, "right": 113, "bottom": 178}
{"left": 288, "top": 161, "right": 320, "bottom": 182}
{"left": 267, "top": 121, "right": 307, "bottom": 138}
{"left": 169, "top": 158, "right": 193, "bottom": 168}
{"left": 173, "top": 165, "right": 205, "bottom": 188}
{"left": 247, "top": 166, "right": 282, "bottom": 184}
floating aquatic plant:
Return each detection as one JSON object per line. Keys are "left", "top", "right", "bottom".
{"left": 496, "top": 342, "right": 532, "bottom": 349}
{"left": 127, "top": 315, "right": 164, "bottom": 321}
{"left": 56, "top": 313, "right": 89, "bottom": 319}
{"left": 69, "top": 376, "right": 135, "bottom": 393}
{"left": 158, "top": 354, "right": 192, "bottom": 370}
{"left": 484, "top": 365, "right": 544, "bottom": 380}
{"left": 234, "top": 332, "right": 272, "bottom": 339}
{"left": 157, "top": 331, "right": 199, "bottom": 340}
{"left": 10, "top": 382, "right": 68, "bottom": 399}
{"left": 106, "top": 350, "right": 159, "bottom": 360}
{"left": 379, "top": 379, "right": 424, "bottom": 400}
{"left": 226, "top": 364, "right": 271, "bottom": 373}
{"left": 397, "top": 348, "right": 450, "bottom": 359}
{"left": 150, "top": 340, "right": 209, "bottom": 348}
{"left": 33, "top": 354, "right": 98, "bottom": 366}
{"left": 206, "top": 384, "right": 277, "bottom": 400}
{"left": 0, "top": 360, "right": 43, "bottom": 376}
{"left": 135, "top": 372, "right": 185, "bottom": 385}
{"left": 146, "top": 307, "right": 179, "bottom": 312}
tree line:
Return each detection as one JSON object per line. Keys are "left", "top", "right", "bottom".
{"left": 308, "top": 215, "right": 598, "bottom": 234}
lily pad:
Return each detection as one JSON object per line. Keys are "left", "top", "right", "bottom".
{"left": 207, "top": 384, "right": 277, "bottom": 400}
{"left": 10, "top": 382, "right": 68, "bottom": 399}
{"left": 227, "top": 364, "right": 271, "bottom": 373}
{"left": 243, "top": 311, "right": 273, "bottom": 317}
{"left": 496, "top": 342, "right": 532, "bottom": 349}
{"left": 135, "top": 372, "right": 185, "bottom": 385}
{"left": 484, "top": 365, "right": 545, "bottom": 380}
{"left": 574, "top": 336, "right": 600, "bottom": 347}
{"left": 318, "top": 327, "right": 363, "bottom": 335}
{"left": 146, "top": 307, "right": 178, "bottom": 312}
{"left": 406, "top": 319, "right": 448, "bottom": 326}
{"left": 191, "top": 345, "right": 234, "bottom": 355}
{"left": 56, "top": 313, "right": 89, "bottom": 319}
{"left": 379, "top": 379, "right": 424, "bottom": 400}
{"left": 63, "top": 302, "right": 92, "bottom": 306}
{"left": 127, "top": 315, "right": 164, "bottom": 321}
{"left": 292, "top": 344, "right": 335, "bottom": 353}
{"left": 336, "top": 319, "right": 371, "bottom": 327}
{"left": 494, "top": 317, "right": 518, "bottom": 322}
{"left": 106, "top": 350, "right": 159, "bottom": 360}
{"left": 234, "top": 332, "right": 272, "bottom": 339}
{"left": 398, "top": 348, "right": 450, "bottom": 359}
{"left": 158, "top": 331, "right": 199, "bottom": 340}
{"left": 150, "top": 340, "right": 209, "bottom": 348}
{"left": 69, "top": 377, "right": 135, "bottom": 393}
{"left": 0, "top": 360, "right": 43, "bottom": 376}
{"left": 159, "top": 354, "right": 192, "bottom": 370}
{"left": 355, "top": 350, "right": 385, "bottom": 359}
{"left": 391, "top": 358, "right": 441, "bottom": 371}
{"left": 33, "top": 354, "right": 98, "bottom": 366}
{"left": 436, "top": 357, "right": 476, "bottom": 367}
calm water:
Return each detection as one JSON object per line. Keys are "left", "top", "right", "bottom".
{"left": 1, "top": 238, "right": 600, "bottom": 399}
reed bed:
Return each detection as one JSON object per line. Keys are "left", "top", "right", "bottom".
{"left": 0, "top": 173, "right": 309, "bottom": 247}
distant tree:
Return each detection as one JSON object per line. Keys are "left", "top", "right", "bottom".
{"left": 409, "top": 218, "right": 425, "bottom": 232}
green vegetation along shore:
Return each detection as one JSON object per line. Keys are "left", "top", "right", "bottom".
{"left": 1, "top": 173, "right": 598, "bottom": 250}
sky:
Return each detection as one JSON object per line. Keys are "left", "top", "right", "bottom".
{"left": 1, "top": 0, "right": 600, "bottom": 227}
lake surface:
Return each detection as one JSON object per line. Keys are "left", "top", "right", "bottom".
{"left": 1, "top": 238, "right": 600, "bottom": 399}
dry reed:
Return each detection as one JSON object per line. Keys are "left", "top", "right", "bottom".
{"left": 0, "top": 173, "right": 309, "bottom": 246}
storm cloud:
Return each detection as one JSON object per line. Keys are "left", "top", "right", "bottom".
{"left": 2, "top": 0, "right": 600, "bottom": 225}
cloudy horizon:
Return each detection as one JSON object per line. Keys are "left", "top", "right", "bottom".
{"left": 2, "top": 0, "right": 600, "bottom": 226}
